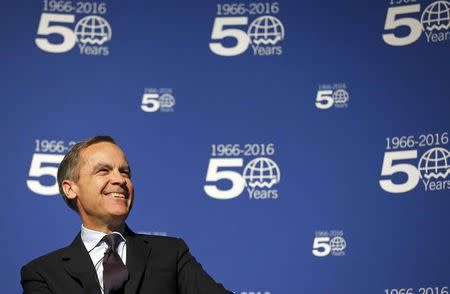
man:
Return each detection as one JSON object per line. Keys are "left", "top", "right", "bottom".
{"left": 21, "top": 136, "right": 232, "bottom": 294}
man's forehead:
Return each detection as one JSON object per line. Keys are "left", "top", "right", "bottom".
{"left": 83, "top": 141, "right": 124, "bottom": 154}
{"left": 79, "top": 142, "right": 128, "bottom": 167}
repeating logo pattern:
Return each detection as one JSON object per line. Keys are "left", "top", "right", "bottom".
{"left": 35, "top": 1, "right": 111, "bottom": 55}
{"left": 312, "top": 230, "right": 347, "bottom": 257}
{"left": 26, "top": 139, "right": 75, "bottom": 196}
{"left": 141, "top": 88, "right": 176, "bottom": 113}
{"left": 382, "top": 0, "right": 450, "bottom": 46}
{"left": 209, "top": 2, "right": 284, "bottom": 56}
{"left": 315, "top": 83, "right": 350, "bottom": 109}
{"left": 75, "top": 15, "right": 111, "bottom": 45}
{"left": 204, "top": 143, "right": 280, "bottom": 200}
{"left": 380, "top": 132, "right": 450, "bottom": 193}
{"left": 418, "top": 147, "right": 450, "bottom": 189}
{"left": 384, "top": 286, "right": 449, "bottom": 294}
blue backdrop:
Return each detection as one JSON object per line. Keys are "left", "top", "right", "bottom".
{"left": 2, "top": 0, "right": 450, "bottom": 293}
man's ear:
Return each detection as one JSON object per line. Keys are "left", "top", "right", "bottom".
{"left": 62, "top": 180, "right": 78, "bottom": 200}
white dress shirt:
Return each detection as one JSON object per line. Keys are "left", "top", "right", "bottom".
{"left": 81, "top": 225, "right": 127, "bottom": 293}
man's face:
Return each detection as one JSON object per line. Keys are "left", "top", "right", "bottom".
{"left": 72, "top": 142, "right": 134, "bottom": 229}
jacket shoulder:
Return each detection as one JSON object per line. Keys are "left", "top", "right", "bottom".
{"left": 22, "top": 245, "right": 70, "bottom": 270}
{"left": 133, "top": 233, "right": 183, "bottom": 243}
{"left": 132, "top": 234, "right": 188, "bottom": 251}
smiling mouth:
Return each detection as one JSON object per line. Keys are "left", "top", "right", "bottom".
{"left": 106, "top": 192, "right": 128, "bottom": 199}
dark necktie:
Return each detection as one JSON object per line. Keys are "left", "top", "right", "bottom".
{"left": 102, "top": 234, "right": 129, "bottom": 294}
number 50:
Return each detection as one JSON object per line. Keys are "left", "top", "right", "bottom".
{"left": 312, "top": 237, "right": 331, "bottom": 257}
{"left": 204, "top": 158, "right": 245, "bottom": 199}
{"left": 382, "top": 4, "right": 422, "bottom": 46}
{"left": 315, "top": 90, "right": 334, "bottom": 109}
{"left": 35, "top": 13, "right": 76, "bottom": 53}
{"left": 379, "top": 150, "right": 420, "bottom": 193}
{"left": 27, "top": 153, "right": 64, "bottom": 196}
{"left": 209, "top": 17, "right": 249, "bottom": 57}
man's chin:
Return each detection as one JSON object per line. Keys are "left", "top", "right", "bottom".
{"left": 104, "top": 212, "right": 129, "bottom": 228}
{"left": 109, "top": 208, "right": 130, "bottom": 218}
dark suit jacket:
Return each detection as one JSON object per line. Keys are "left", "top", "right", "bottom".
{"left": 21, "top": 228, "right": 232, "bottom": 294}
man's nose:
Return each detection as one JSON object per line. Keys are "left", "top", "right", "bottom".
{"left": 110, "top": 170, "right": 127, "bottom": 185}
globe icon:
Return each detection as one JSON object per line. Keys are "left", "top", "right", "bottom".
{"left": 243, "top": 157, "right": 280, "bottom": 188}
{"left": 159, "top": 93, "right": 175, "bottom": 108}
{"left": 421, "top": 1, "right": 450, "bottom": 32}
{"left": 418, "top": 147, "right": 450, "bottom": 180}
{"left": 247, "top": 16, "right": 285, "bottom": 45}
{"left": 330, "top": 236, "right": 346, "bottom": 252}
{"left": 75, "top": 15, "right": 112, "bottom": 45}
{"left": 332, "top": 89, "right": 349, "bottom": 104}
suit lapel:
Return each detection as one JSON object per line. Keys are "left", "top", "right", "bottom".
{"left": 124, "top": 228, "right": 152, "bottom": 294}
{"left": 62, "top": 233, "right": 102, "bottom": 294}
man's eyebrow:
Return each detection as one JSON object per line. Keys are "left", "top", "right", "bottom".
{"left": 119, "top": 165, "right": 131, "bottom": 173}
{"left": 90, "top": 163, "right": 131, "bottom": 175}
{"left": 92, "top": 163, "right": 113, "bottom": 171}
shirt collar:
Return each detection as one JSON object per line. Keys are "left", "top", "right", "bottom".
{"left": 81, "top": 224, "right": 126, "bottom": 252}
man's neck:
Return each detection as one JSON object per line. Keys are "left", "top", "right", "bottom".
{"left": 81, "top": 222, "right": 126, "bottom": 234}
